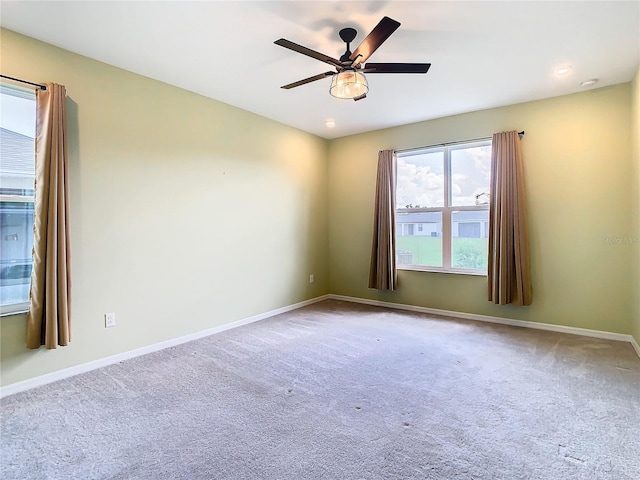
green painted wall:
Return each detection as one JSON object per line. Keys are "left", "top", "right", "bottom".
{"left": 328, "top": 85, "right": 634, "bottom": 335}
{"left": 632, "top": 66, "right": 640, "bottom": 346}
{"left": 0, "top": 29, "right": 329, "bottom": 387}
{"left": 1, "top": 27, "right": 637, "bottom": 390}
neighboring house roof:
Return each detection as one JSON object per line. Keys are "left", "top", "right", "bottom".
{"left": 0, "top": 127, "right": 35, "bottom": 176}
{"left": 397, "top": 210, "right": 488, "bottom": 223}
{"left": 475, "top": 192, "right": 490, "bottom": 205}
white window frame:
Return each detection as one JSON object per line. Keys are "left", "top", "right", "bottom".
{"left": 396, "top": 139, "right": 491, "bottom": 276}
{"left": 0, "top": 83, "right": 36, "bottom": 316}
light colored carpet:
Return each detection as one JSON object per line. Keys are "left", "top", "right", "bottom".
{"left": 1, "top": 299, "right": 639, "bottom": 479}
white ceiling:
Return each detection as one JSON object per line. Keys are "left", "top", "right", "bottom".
{"left": 1, "top": 1, "right": 639, "bottom": 139}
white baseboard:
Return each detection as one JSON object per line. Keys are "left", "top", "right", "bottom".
{"left": 631, "top": 336, "right": 640, "bottom": 358}
{"left": 0, "top": 295, "right": 331, "bottom": 399}
{"left": 3, "top": 293, "right": 638, "bottom": 398}
{"left": 329, "top": 294, "right": 640, "bottom": 358}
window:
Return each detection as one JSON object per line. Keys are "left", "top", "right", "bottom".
{"left": 0, "top": 84, "right": 36, "bottom": 314}
{"left": 396, "top": 140, "right": 491, "bottom": 274}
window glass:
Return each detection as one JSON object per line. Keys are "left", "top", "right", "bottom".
{"left": 397, "top": 150, "right": 444, "bottom": 208}
{"left": 451, "top": 145, "right": 492, "bottom": 207}
{"left": 396, "top": 140, "right": 491, "bottom": 274}
{"left": 0, "top": 84, "right": 36, "bottom": 313}
{"left": 452, "top": 210, "right": 489, "bottom": 270}
{"left": 396, "top": 211, "right": 442, "bottom": 268}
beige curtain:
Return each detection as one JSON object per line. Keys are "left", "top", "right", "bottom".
{"left": 488, "top": 131, "right": 532, "bottom": 306}
{"left": 368, "top": 150, "right": 397, "bottom": 290}
{"left": 26, "top": 83, "right": 72, "bottom": 349}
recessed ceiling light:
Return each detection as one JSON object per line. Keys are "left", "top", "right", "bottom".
{"left": 580, "top": 79, "right": 598, "bottom": 88}
{"left": 325, "top": 119, "right": 336, "bottom": 128}
{"left": 555, "top": 66, "right": 572, "bottom": 76}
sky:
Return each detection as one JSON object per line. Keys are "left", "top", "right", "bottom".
{"left": 0, "top": 91, "right": 36, "bottom": 138}
{"left": 397, "top": 145, "right": 491, "bottom": 208}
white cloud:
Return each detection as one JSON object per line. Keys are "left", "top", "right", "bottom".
{"left": 397, "top": 146, "right": 490, "bottom": 208}
{"left": 397, "top": 159, "right": 444, "bottom": 207}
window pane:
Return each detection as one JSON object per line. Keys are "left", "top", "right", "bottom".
{"left": 396, "top": 212, "right": 442, "bottom": 267}
{"left": 451, "top": 144, "right": 491, "bottom": 207}
{"left": 452, "top": 210, "right": 489, "bottom": 270}
{"left": 1, "top": 203, "right": 34, "bottom": 305}
{"left": 1, "top": 85, "right": 36, "bottom": 309}
{"left": 397, "top": 150, "right": 444, "bottom": 208}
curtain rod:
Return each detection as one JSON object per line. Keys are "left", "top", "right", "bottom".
{"left": 0, "top": 74, "right": 47, "bottom": 91}
{"left": 396, "top": 131, "right": 525, "bottom": 154}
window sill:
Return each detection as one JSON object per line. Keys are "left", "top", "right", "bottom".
{"left": 398, "top": 266, "right": 487, "bottom": 277}
{"left": 0, "top": 304, "right": 29, "bottom": 317}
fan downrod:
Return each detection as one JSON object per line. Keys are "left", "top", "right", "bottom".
{"left": 339, "top": 27, "right": 358, "bottom": 63}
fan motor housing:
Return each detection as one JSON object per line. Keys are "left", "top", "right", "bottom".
{"left": 339, "top": 27, "right": 357, "bottom": 44}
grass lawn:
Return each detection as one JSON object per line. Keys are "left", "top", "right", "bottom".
{"left": 397, "top": 236, "right": 442, "bottom": 266}
{"left": 397, "top": 236, "right": 488, "bottom": 269}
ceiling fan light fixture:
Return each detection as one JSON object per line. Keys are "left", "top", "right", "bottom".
{"left": 329, "top": 69, "right": 369, "bottom": 99}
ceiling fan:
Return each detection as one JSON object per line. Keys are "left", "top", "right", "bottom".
{"left": 275, "top": 16, "right": 430, "bottom": 101}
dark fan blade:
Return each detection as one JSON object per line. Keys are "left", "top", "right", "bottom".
{"left": 349, "top": 16, "right": 401, "bottom": 66}
{"left": 275, "top": 39, "right": 342, "bottom": 68}
{"left": 362, "top": 63, "right": 431, "bottom": 74}
{"left": 281, "top": 71, "right": 335, "bottom": 89}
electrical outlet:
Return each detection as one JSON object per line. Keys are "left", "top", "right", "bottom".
{"left": 105, "top": 312, "right": 116, "bottom": 328}
{"left": 309, "top": 274, "right": 314, "bottom": 283}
